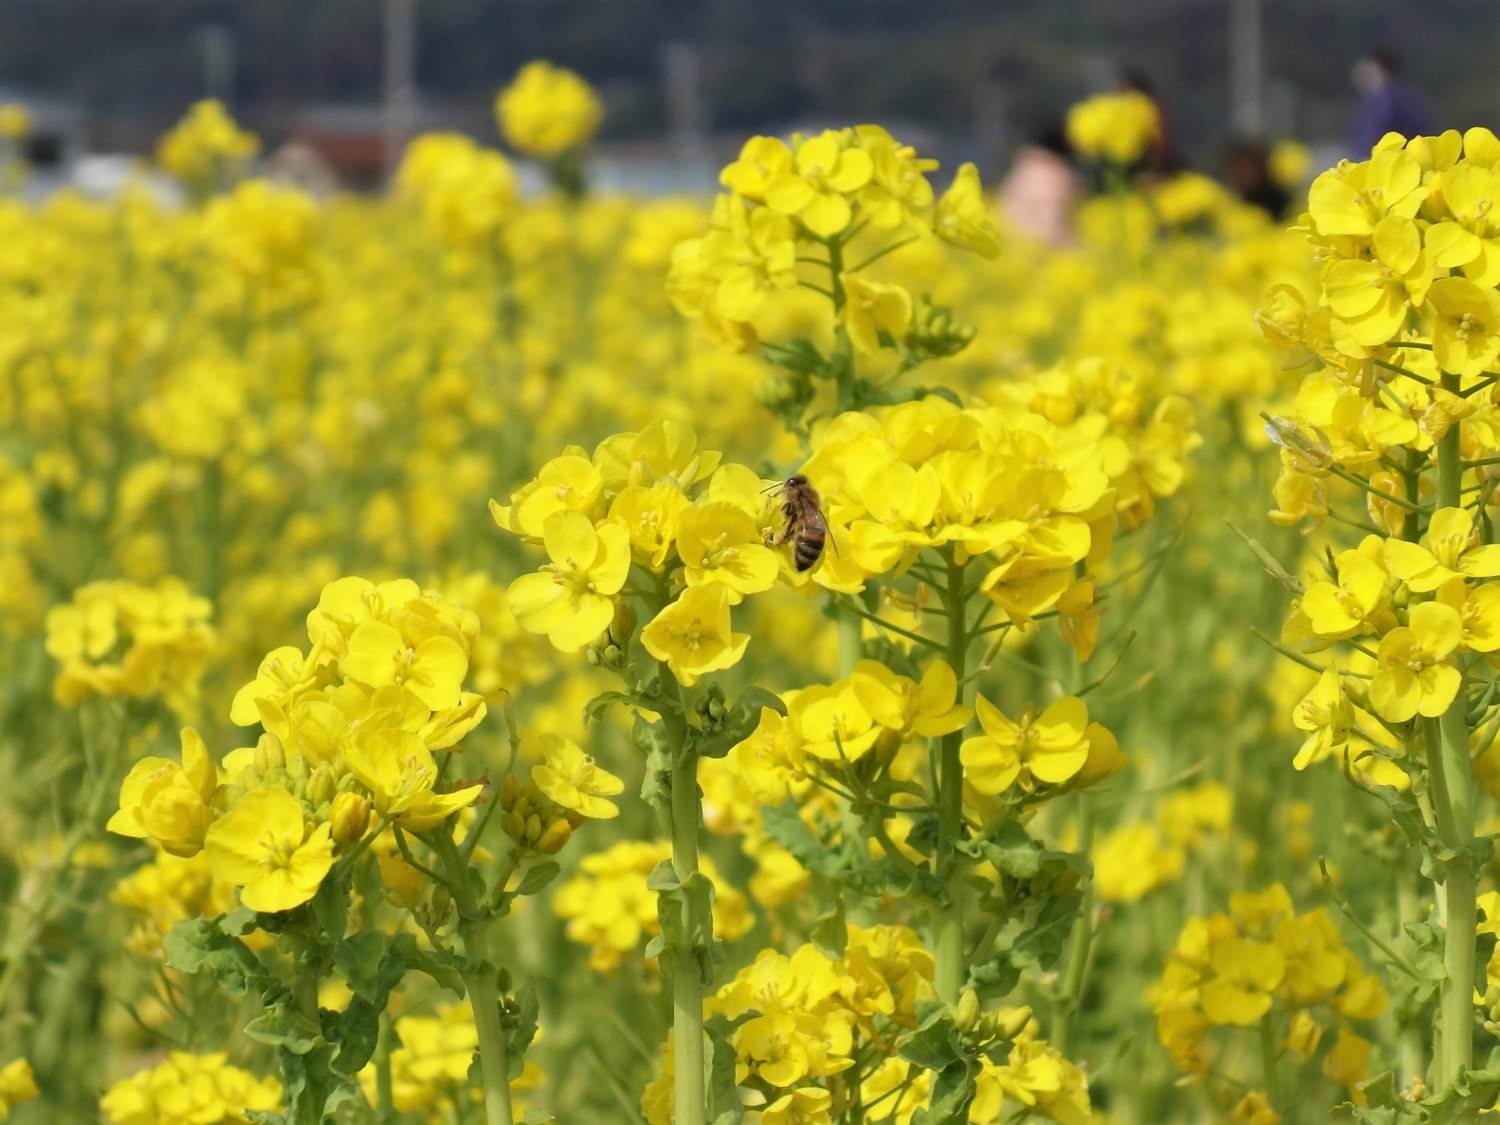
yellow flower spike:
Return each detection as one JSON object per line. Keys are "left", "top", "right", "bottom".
{"left": 343, "top": 727, "right": 482, "bottom": 831}
{"left": 764, "top": 130, "right": 873, "bottom": 238}
{"left": 677, "top": 500, "right": 780, "bottom": 603}
{"left": 639, "top": 582, "right": 749, "bottom": 687}
{"left": 531, "top": 733, "right": 624, "bottom": 820}
{"left": 933, "top": 162, "right": 1000, "bottom": 258}
{"left": 1386, "top": 506, "right": 1500, "bottom": 592}
{"left": 840, "top": 273, "right": 912, "bottom": 356}
{"left": 1064, "top": 91, "right": 1159, "bottom": 163}
{"left": 960, "top": 695, "right": 1090, "bottom": 796}
{"left": 203, "top": 785, "right": 334, "bottom": 914}
{"left": 107, "top": 727, "right": 219, "bottom": 858}
{"left": 506, "top": 510, "right": 630, "bottom": 653}
{"left": 340, "top": 620, "right": 467, "bottom": 711}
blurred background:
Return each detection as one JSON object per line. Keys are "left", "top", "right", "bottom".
{"left": 1, "top": 0, "right": 1497, "bottom": 197}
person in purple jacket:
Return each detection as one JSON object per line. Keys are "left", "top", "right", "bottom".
{"left": 1351, "top": 49, "right": 1432, "bottom": 156}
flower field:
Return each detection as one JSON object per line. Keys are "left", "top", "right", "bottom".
{"left": 5, "top": 66, "right": 1500, "bottom": 1124}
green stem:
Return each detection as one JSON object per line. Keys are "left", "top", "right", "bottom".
{"left": 933, "top": 551, "right": 969, "bottom": 1003}
{"left": 1259, "top": 1013, "right": 1281, "bottom": 1110}
{"left": 460, "top": 920, "right": 516, "bottom": 1125}
{"left": 1429, "top": 370, "right": 1477, "bottom": 1093}
{"left": 664, "top": 679, "right": 706, "bottom": 1125}
{"left": 1053, "top": 796, "right": 1095, "bottom": 1055}
{"left": 374, "top": 1011, "right": 396, "bottom": 1121}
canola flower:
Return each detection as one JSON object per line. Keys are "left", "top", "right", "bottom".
{"left": 8, "top": 82, "right": 1472, "bottom": 1125}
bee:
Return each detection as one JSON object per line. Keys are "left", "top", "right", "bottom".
{"left": 770, "top": 473, "right": 830, "bottom": 572}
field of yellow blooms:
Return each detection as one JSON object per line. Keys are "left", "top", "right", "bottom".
{"left": 10, "top": 64, "right": 1500, "bottom": 1124}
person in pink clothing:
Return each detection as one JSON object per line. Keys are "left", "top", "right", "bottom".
{"left": 999, "top": 122, "right": 1080, "bottom": 248}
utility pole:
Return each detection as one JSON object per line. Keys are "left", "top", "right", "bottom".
{"left": 199, "top": 25, "right": 235, "bottom": 106}
{"left": 384, "top": 0, "right": 417, "bottom": 182}
{"left": 1231, "top": 0, "right": 1264, "bottom": 136}
{"left": 664, "top": 42, "right": 706, "bottom": 169}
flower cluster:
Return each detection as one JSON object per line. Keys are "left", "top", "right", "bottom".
{"left": 99, "top": 1052, "right": 280, "bottom": 1124}
{"left": 156, "top": 99, "right": 259, "bottom": 191}
{"left": 44, "top": 578, "right": 215, "bottom": 716}
{"left": 495, "top": 60, "right": 603, "bottom": 157}
{"left": 1065, "top": 92, "right": 1160, "bottom": 165}
{"left": 1153, "top": 885, "right": 1386, "bottom": 1104}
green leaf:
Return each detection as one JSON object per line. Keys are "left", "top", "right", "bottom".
{"left": 634, "top": 714, "right": 674, "bottom": 815}
{"left": 923, "top": 1058, "right": 979, "bottom": 1123}
{"left": 760, "top": 801, "right": 842, "bottom": 878}
{"left": 327, "top": 998, "right": 381, "bottom": 1076}
{"left": 811, "top": 893, "right": 848, "bottom": 961}
{"left": 310, "top": 878, "right": 348, "bottom": 944}
{"left": 705, "top": 1017, "right": 744, "bottom": 1125}
{"left": 654, "top": 870, "right": 718, "bottom": 985}
{"left": 508, "top": 979, "right": 541, "bottom": 1078}
{"left": 968, "top": 889, "right": 1084, "bottom": 1000}
{"left": 516, "top": 861, "right": 561, "bottom": 897}
{"left": 692, "top": 690, "right": 787, "bottom": 760}
{"left": 898, "top": 1002, "right": 962, "bottom": 1072}
{"left": 764, "top": 336, "right": 826, "bottom": 376}
{"left": 335, "top": 932, "right": 409, "bottom": 1004}
{"left": 405, "top": 946, "right": 469, "bottom": 996}
{"left": 584, "top": 690, "right": 637, "bottom": 725}
{"left": 245, "top": 1007, "right": 323, "bottom": 1054}
{"left": 163, "top": 918, "right": 275, "bottom": 998}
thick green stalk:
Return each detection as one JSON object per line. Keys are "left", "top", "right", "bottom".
{"left": 933, "top": 552, "right": 969, "bottom": 1002}
{"left": 374, "top": 1012, "right": 396, "bottom": 1120}
{"left": 669, "top": 741, "right": 706, "bottom": 1125}
{"left": 460, "top": 919, "right": 516, "bottom": 1125}
{"left": 1430, "top": 371, "right": 1477, "bottom": 1091}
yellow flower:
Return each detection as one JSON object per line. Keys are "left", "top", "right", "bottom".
{"left": 841, "top": 273, "right": 912, "bottom": 356}
{"left": 609, "top": 482, "right": 690, "bottom": 570}
{"left": 101, "top": 1052, "right": 279, "bottom": 1124}
{"left": 203, "top": 786, "right": 335, "bottom": 913}
{"left": 0, "top": 1058, "right": 39, "bottom": 1117}
{"left": 1385, "top": 506, "right": 1500, "bottom": 592}
{"left": 1269, "top": 139, "right": 1311, "bottom": 187}
{"left": 107, "top": 727, "right": 219, "bottom": 858}
{"left": 1065, "top": 91, "right": 1159, "bottom": 163}
{"left": 341, "top": 620, "right": 468, "bottom": 711}
{"left": 506, "top": 511, "right": 631, "bottom": 653}
{"left": 1435, "top": 575, "right": 1500, "bottom": 652}
{"left": 677, "top": 500, "right": 780, "bottom": 602}
{"left": 1202, "top": 936, "right": 1285, "bottom": 1025}
{"left": 344, "top": 727, "right": 483, "bottom": 831}
{"left": 229, "top": 644, "right": 322, "bottom": 733}
{"left": 760, "top": 1086, "right": 834, "bottom": 1125}
{"left": 1322, "top": 1026, "right": 1374, "bottom": 1096}
{"left": 1307, "top": 148, "right": 1425, "bottom": 237}
{"left": 960, "top": 695, "right": 1090, "bottom": 795}
{"left": 720, "top": 136, "right": 794, "bottom": 200}
{"left": 933, "top": 162, "right": 999, "bottom": 257}
{"left": 1300, "top": 539, "right": 1389, "bottom": 638}
{"left": 639, "top": 583, "right": 749, "bottom": 687}
{"left": 1322, "top": 216, "right": 1429, "bottom": 349}
{"left": 0, "top": 104, "right": 31, "bottom": 141}
{"left": 531, "top": 734, "right": 624, "bottom": 819}
{"left": 1370, "top": 601, "right": 1463, "bottom": 722}
{"left": 495, "top": 60, "right": 602, "bottom": 156}
{"left": 849, "top": 659, "right": 971, "bottom": 737}
{"left": 1427, "top": 276, "right": 1500, "bottom": 377}
{"left": 765, "top": 130, "right": 873, "bottom": 238}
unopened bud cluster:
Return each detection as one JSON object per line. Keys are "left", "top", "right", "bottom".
{"left": 498, "top": 773, "right": 579, "bottom": 854}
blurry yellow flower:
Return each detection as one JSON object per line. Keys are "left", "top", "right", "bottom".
{"left": 1269, "top": 139, "right": 1311, "bottom": 187}
{"left": 0, "top": 1058, "right": 39, "bottom": 1117}
{"left": 721, "top": 136, "right": 794, "bottom": 200}
{"left": 0, "top": 104, "right": 30, "bottom": 141}
{"left": 933, "top": 162, "right": 999, "bottom": 257}
{"left": 1202, "top": 937, "right": 1284, "bottom": 1025}
{"left": 203, "top": 785, "right": 334, "bottom": 913}
{"left": 532, "top": 733, "right": 624, "bottom": 819}
{"left": 1065, "top": 91, "right": 1159, "bottom": 163}
{"left": 101, "top": 1052, "right": 279, "bottom": 1124}
{"left": 496, "top": 61, "right": 602, "bottom": 156}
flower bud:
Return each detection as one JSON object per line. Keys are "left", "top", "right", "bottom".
{"left": 377, "top": 849, "right": 425, "bottom": 909}
{"left": 994, "top": 1005, "right": 1034, "bottom": 1040}
{"left": 525, "top": 813, "right": 543, "bottom": 842}
{"left": 307, "top": 765, "right": 337, "bottom": 807}
{"left": 537, "top": 818, "right": 571, "bottom": 853}
{"left": 953, "top": 986, "right": 980, "bottom": 1032}
{"left": 254, "top": 733, "right": 285, "bottom": 773}
{"left": 500, "top": 773, "right": 522, "bottom": 809}
{"left": 331, "top": 792, "right": 371, "bottom": 845}
{"left": 610, "top": 600, "right": 637, "bottom": 644}
{"left": 501, "top": 811, "right": 527, "bottom": 841}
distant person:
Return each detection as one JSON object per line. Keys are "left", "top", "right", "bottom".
{"left": 1224, "top": 138, "right": 1290, "bottom": 219}
{"left": 1000, "top": 123, "right": 1080, "bottom": 248}
{"left": 1351, "top": 49, "right": 1431, "bottom": 155}
{"left": 1118, "top": 66, "right": 1179, "bottom": 174}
